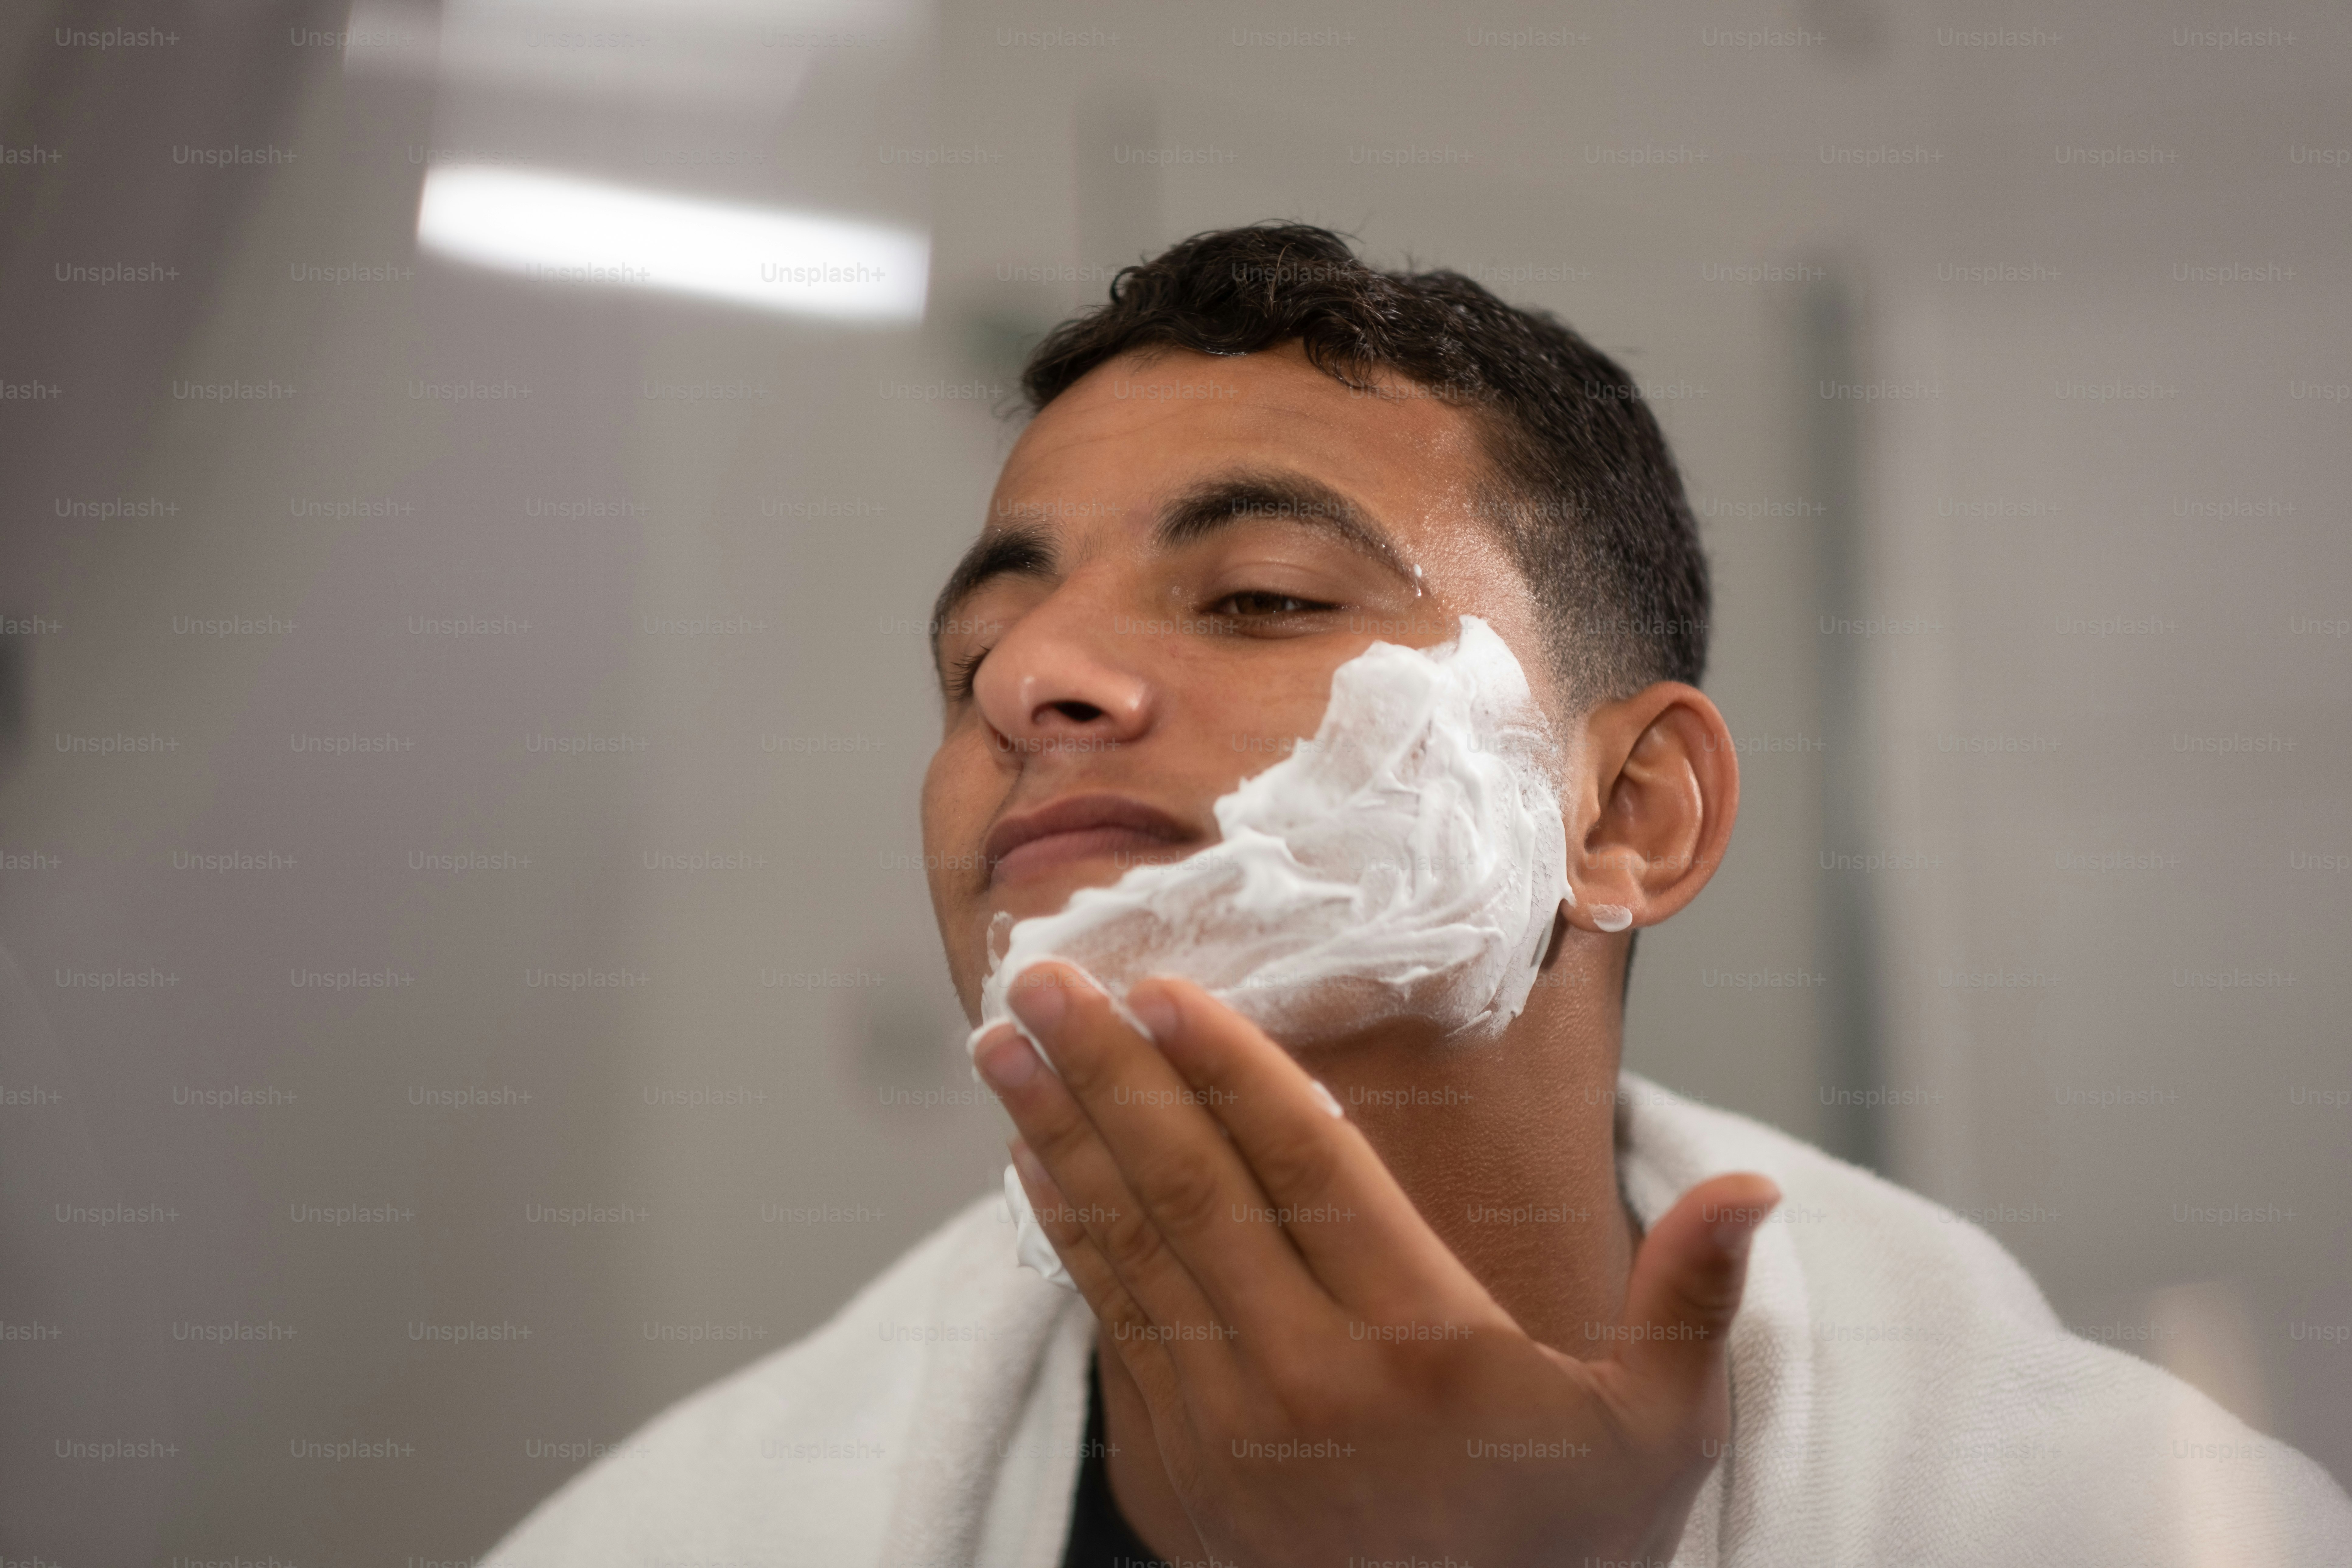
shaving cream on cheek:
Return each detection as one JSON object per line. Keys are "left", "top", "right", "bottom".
{"left": 974, "top": 614, "right": 1572, "bottom": 1285}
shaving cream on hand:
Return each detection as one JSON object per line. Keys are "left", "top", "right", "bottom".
{"left": 974, "top": 614, "right": 1571, "bottom": 1286}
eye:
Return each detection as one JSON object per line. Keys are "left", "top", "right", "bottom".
{"left": 1207, "top": 589, "right": 1337, "bottom": 618}
{"left": 942, "top": 646, "right": 990, "bottom": 702}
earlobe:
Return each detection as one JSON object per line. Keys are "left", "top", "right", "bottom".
{"left": 1559, "top": 681, "right": 1740, "bottom": 934}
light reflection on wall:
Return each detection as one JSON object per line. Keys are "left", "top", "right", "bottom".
{"left": 417, "top": 166, "right": 929, "bottom": 321}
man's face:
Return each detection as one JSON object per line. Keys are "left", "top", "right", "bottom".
{"left": 920, "top": 343, "right": 1555, "bottom": 1021}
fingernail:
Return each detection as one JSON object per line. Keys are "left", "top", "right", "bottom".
{"left": 1713, "top": 1220, "right": 1758, "bottom": 1258}
{"left": 1309, "top": 1080, "right": 1344, "bottom": 1119}
{"left": 1007, "top": 965, "right": 1069, "bottom": 1038}
{"left": 1128, "top": 988, "right": 1179, "bottom": 1045}
{"left": 976, "top": 1026, "right": 1041, "bottom": 1090}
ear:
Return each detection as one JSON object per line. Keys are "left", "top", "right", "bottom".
{"left": 1561, "top": 682, "right": 1739, "bottom": 934}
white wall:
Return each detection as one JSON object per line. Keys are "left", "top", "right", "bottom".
{"left": 0, "top": 0, "right": 2342, "bottom": 1556}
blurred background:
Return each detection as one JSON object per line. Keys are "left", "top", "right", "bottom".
{"left": 1, "top": 0, "right": 2345, "bottom": 1556}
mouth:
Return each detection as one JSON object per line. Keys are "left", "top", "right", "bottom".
{"left": 983, "top": 792, "right": 1199, "bottom": 889}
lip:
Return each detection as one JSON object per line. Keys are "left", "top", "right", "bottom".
{"left": 983, "top": 793, "right": 1197, "bottom": 887}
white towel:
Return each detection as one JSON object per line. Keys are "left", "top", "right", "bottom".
{"left": 484, "top": 1073, "right": 2352, "bottom": 1567}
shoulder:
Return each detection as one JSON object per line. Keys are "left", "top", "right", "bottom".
{"left": 1615, "top": 1074, "right": 2060, "bottom": 1331}
{"left": 481, "top": 1191, "right": 1051, "bottom": 1566}
{"left": 1616, "top": 1074, "right": 2352, "bottom": 1561}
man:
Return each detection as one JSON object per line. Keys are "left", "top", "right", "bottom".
{"left": 487, "top": 225, "right": 2349, "bottom": 1566}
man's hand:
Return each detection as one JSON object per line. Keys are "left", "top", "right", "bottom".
{"left": 972, "top": 961, "right": 1779, "bottom": 1568}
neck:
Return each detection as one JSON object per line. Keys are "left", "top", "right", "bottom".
{"left": 1101, "top": 923, "right": 1633, "bottom": 1553}
{"left": 1294, "top": 926, "right": 1637, "bottom": 1352}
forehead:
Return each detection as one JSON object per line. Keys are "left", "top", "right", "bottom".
{"left": 990, "top": 345, "right": 1494, "bottom": 544}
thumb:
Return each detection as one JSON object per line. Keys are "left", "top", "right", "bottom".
{"left": 1609, "top": 1172, "right": 1780, "bottom": 1415}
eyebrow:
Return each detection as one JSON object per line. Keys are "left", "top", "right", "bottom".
{"left": 926, "top": 468, "right": 1413, "bottom": 672}
{"left": 928, "top": 523, "right": 1053, "bottom": 666}
{"left": 1156, "top": 470, "right": 1416, "bottom": 586}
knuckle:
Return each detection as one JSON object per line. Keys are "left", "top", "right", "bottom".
{"left": 1251, "top": 1126, "right": 1342, "bottom": 1205}
{"left": 1027, "top": 1105, "right": 1096, "bottom": 1172}
{"left": 1045, "top": 1022, "right": 1113, "bottom": 1097}
{"left": 1030, "top": 1199, "right": 1084, "bottom": 1245}
{"left": 1098, "top": 1197, "right": 1170, "bottom": 1279}
{"left": 1095, "top": 1284, "right": 1154, "bottom": 1348}
{"left": 1671, "top": 1257, "right": 1743, "bottom": 1323}
{"left": 1137, "top": 1150, "right": 1225, "bottom": 1241}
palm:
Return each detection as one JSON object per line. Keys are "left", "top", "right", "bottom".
{"left": 975, "top": 964, "right": 1777, "bottom": 1567}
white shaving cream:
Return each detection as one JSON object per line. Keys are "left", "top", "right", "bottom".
{"left": 971, "top": 614, "right": 1571, "bottom": 1285}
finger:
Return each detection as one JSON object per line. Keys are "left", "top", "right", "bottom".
{"left": 1004, "top": 962, "right": 1325, "bottom": 1330}
{"left": 1005, "top": 1140, "right": 1189, "bottom": 1414}
{"left": 975, "top": 1019, "right": 1230, "bottom": 1351}
{"left": 1128, "top": 975, "right": 1499, "bottom": 1324}
{"left": 1604, "top": 1172, "right": 1779, "bottom": 1425}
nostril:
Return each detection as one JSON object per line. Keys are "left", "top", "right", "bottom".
{"left": 1045, "top": 700, "right": 1105, "bottom": 724}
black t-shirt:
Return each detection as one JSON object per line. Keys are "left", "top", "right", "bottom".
{"left": 1059, "top": 1357, "right": 1172, "bottom": 1568}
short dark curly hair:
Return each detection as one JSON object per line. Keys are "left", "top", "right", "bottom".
{"left": 1019, "top": 222, "right": 1711, "bottom": 704}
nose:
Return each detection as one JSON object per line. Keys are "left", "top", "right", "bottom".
{"left": 969, "top": 590, "right": 1155, "bottom": 760}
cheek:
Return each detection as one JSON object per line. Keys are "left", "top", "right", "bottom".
{"left": 918, "top": 737, "right": 966, "bottom": 863}
{"left": 920, "top": 727, "right": 995, "bottom": 888}
{"left": 1169, "top": 636, "right": 1349, "bottom": 766}
{"left": 920, "top": 732, "right": 1002, "bottom": 1012}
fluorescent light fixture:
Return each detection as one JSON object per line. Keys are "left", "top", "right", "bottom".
{"left": 417, "top": 166, "right": 928, "bottom": 323}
